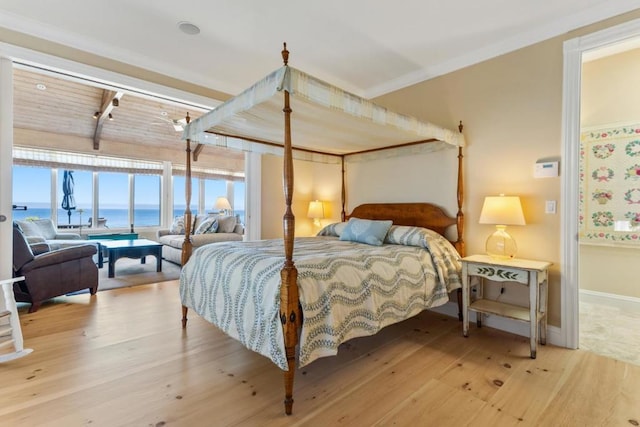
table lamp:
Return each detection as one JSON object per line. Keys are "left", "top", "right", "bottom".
{"left": 214, "top": 197, "right": 232, "bottom": 216}
{"left": 307, "top": 200, "right": 324, "bottom": 226}
{"left": 479, "top": 195, "right": 525, "bottom": 259}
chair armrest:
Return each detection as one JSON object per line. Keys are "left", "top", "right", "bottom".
{"left": 20, "top": 244, "right": 97, "bottom": 274}
{"left": 157, "top": 229, "right": 171, "bottom": 238}
{"left": 26, "top": 236, "right": 46, "bottom": 245}
{"left": 54, "top": 233, "right": 81, "bottom": 240}
{"left": 30, "top": 243, "right": 51, "bottom": 255}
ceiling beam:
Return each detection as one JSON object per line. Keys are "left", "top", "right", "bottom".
{"left": 93, "top": 90, "right": 124, "bottom": 150}
{"left": 193, "top": 143, "right": 204, "bottom": 161}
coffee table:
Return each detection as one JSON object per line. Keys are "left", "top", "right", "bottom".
{"left": 100, "top": 239, "right": 163, "bottom": 278}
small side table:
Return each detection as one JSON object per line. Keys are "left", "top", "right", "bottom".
{"left": 461, "top": 254, "right": 552, "bottom": 359}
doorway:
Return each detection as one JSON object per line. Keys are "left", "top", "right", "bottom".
{"left": 562, "top": 18, "right": 640, "bottom": 360}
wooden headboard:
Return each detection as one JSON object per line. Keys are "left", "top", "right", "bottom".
{"left": 348, "top": 202, "right": 465, "bottom": 256}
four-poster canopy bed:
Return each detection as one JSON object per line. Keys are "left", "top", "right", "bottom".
{"left": 178, "top": 44, "right": 466, "bottom": 415}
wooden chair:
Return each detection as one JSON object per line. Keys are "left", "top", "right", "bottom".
{"left": 0, "top": 277, "right": 33, "bottom": 362}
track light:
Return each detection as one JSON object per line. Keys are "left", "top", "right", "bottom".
{"left": 112, "top": 98, "right": 119, "bottom": 107}
{"left": 108, "top": 113, "right": 113, "bottom": 121}
{"left": 93, "top": 111, "right": 100, "bottom": 119}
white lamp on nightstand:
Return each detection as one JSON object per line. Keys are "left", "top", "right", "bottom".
{"left": 479, "top": 194, "right": 526, "bottom": 260}
{"left": 307, "top": 200, "right": 324, "bottom": 227}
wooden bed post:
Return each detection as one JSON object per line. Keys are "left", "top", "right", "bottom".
{"left": 181, "top": 113, "right": 192, "bottom": 328}
{"left": 279, "top": 43, "right": 301, "bottom": 416}
{"left": 456, "top": 121, "right": 465, "bottom": 321}
{"left": 456, "top": 121, "right": 465, "bottom": 256}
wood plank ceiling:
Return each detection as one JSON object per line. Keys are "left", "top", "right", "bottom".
{"left": 12, "top": 68, "right": 244, "bottom": 170}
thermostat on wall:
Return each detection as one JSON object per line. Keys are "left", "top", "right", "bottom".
{"left": 534, "top": 161, "right": 558, "bottom": 178}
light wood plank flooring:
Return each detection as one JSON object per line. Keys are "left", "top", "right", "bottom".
{"left": 1, "top": 281, "right": 639, "bottom": 426}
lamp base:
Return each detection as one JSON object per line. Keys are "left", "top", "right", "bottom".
{"left": 485, "top": 225, "right": 517, "bottom": 260}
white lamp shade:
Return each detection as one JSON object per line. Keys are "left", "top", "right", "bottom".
{"left": 307, "top": 200, "right": 324, "bottom": 219}
{"left": 214, "top": 197, "right": 231, "bottom": 211}
{"left": 479, "top": 196, "right": 525, "bottom": 226}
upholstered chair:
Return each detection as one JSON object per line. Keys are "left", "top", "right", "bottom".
{"left": 12, "top": 223, "right": 98, "bottom": 313}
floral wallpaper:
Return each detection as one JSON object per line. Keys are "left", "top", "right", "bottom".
{"left": 580, "top": 123, "right": 640, "bottom": 244}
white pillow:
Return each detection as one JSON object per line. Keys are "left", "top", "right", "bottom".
{"left": 217, "top": 215, "right": 237, "bottom": 233}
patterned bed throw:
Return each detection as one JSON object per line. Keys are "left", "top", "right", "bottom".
{"left": 180, "top": 228, "right": 461, "bottom": 370}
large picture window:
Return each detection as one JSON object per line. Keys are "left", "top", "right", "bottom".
{"left": 12, "top": 166, "right": 51, "bottom": 221}
{"left": 60, "top": 169, "right": 92, "bottom": 227}
{"left": 98, "top": 171, "right": 129, "bottom": 228}
{"left": 134, "top": 175, "right": 161, "bottom": 227}
{"left": 13, "top": 149, "right": 244, "bottom": 230}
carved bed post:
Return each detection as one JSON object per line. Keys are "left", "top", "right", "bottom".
{"left": 279, "top": 43, "right": 300, "bottom": 416}
{"left": 456, "top": 121, "right": 465, "bottom": 320}
{"left": 456, "top": 121, "right": 465, "bottom": 256}
{"left": 181, "top": 113, "right": 192, "bottom": 328}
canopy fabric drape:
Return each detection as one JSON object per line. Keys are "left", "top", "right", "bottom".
{"left": 183, "top": 66, "right": 465, "bottom": 158}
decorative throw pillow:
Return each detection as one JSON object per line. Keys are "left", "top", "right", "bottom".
{"left": 339, "top": 218, "right": 393, "bottom": 246}
{"left": 317, "top": 222, "right": 347, "bottom": 237}
{"left": 169, "top": 216, "right": 186, "bottom": 234}
{"left": 194, "top": 216, "right": 219, "bottom": 234}
{"left": 217, "top": 215, "right": 237, "bottom": 233}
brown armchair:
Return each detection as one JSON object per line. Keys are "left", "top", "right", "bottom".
{"left": 12, "top": 223, "right": 99, "bottom": 313}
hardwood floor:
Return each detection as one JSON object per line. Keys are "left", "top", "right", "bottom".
{"left": 2, "top": 281, "right": 639, "bottom": 426}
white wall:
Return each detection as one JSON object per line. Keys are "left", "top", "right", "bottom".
{"left": 261, "top": 155, "right": 342, "bottom": 239}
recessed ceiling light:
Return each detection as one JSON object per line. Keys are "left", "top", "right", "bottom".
{"left": 160, "top": 111, "right": 168, "bottom": 116}
{"left": 178, "top": 21, "right": 200, "bottom": 35}
{"left": 35, "top": 83, "right": 46, "bottom": 91}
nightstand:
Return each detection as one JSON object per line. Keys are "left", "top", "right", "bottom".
{"left": 461, "top": 254, "right": 552, "bottom": 359}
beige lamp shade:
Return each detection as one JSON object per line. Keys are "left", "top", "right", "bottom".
{"left": 307, "top": 200, "right": 324, "bottom": 226}
{"left": 479, "top": 195, "right": 525, "bottom": 260}
{"left": 479, "top": 196, "right": 525, "bottom": 226}
{"left": 214, "top": 196, "right": 232, "bottom": 214}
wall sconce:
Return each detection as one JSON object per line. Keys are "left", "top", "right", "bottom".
{"left": 479, "top": 194, "right": 526, "bottom": 259}
{"left": 307, "top": 200, "right": 325, "bottom": 227}
{"left": 214, "top": 196, "right": 232, "bottom": 216}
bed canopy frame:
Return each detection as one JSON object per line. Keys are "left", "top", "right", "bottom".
{"left": 179, "top": 44, "right": 465, "bottom": 415}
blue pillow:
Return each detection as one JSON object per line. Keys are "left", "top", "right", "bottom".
{"left": 339, "top": 218, "right": 393, "bottom": 246}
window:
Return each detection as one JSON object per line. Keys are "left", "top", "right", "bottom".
{"left": 12, "top": 153, "right": 244, "bottom": 229}
{"left": 134, "top": 175, "right": 161, "bottom": 227}
{"left": 12, "top": 166, "right": 51, "bottom": 221}
{"left": 98, "top": 171, "right": 129, "bottom": 228}
{"left": 56, "top": 169, "right": 93, "bottom": 227}
{"left": 204, "top": 178, "right": 226, "bottom": 213}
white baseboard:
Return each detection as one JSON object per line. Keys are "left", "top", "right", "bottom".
{"left": 579, "top": 289, "right": 640, "bottom": 312}
{"left": 430, "top": 301, "right": 563, "bottom": 347}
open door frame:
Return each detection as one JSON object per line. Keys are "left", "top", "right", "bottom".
{"left": 561, "top": 17, "right": 640, "bottom": 349}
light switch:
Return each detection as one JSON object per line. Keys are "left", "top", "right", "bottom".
{"left": 545, "top": 200, "right": 556, "bottom": 214}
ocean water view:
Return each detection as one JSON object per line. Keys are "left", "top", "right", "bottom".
{"left": 12, "top": 207, "right": 245, "bottom": 229}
